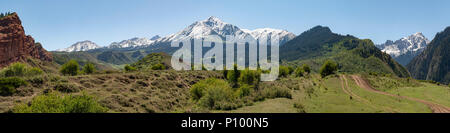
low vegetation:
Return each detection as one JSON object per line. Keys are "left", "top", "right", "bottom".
{"left": 13, "top": 92, "right": 107, "bottom": 113}
{"left": 60, "top": 60, "right": 79, "bottom": 76}
{"left": 319, "top": 60, "right": 338, "bottom": 78}
{"left": 0, "top": 77, "right": 28, "bottom": 96}
{"left": 0, "top": 62, "right": 43, "bottom": 77}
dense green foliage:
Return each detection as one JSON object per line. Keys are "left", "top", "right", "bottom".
{"left": 295, "top": 67, "right": 305, "bottom": 77}
{"left": 13, "top": 92, "right": 108, "bottom": 113}
{"left": 319, "top": 60, "right": 338, "bottom": 78}
{"left": 0, "top": 62, "right": 43, "bottom": 77}
{"left": 0, "top": 77, "right": 27, "bottom": 96}
{"left": 190, "top": 78, "right": 237, "bottom": 110}
{"left": 407, "top": 26, "right": 450, "bottom": 84}
{"left": 302, "top": 64, "right": 311, "bottom": 74}
{"left": 238, "top": 69, "right": 261, "bottom": 87}
{"left": 131, "top": 53, "right": 171, "bottom": 70}
{"left": 151, "top": 63, "right": 166, "bottom": 70}
{"left": 279, "top": 66, "right": 290, "bottom": 77}
{"left": 82, "top": 63, "right": 96, "bottom": 74}
{"left": 124, "top": 65, "right": 137, "bottom": 72}
{"left": 226, "top": 64, "right": 240, "bottom": 87}
{"left": 60, "top": 60, "right": 79, "bottom": 76}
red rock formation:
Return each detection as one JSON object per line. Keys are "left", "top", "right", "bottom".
{"left": 0, "top": 13, "right": 52, "bottom": 67}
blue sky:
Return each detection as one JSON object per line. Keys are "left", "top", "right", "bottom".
{"left": 1, "top": 0, "right": 449, "bottom": 50}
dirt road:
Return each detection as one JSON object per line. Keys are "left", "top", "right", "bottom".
{"left": 351, "top": 75, "right": 450, "bottom": 113}
{"left": 339, "top": 75, "right": 397, "bottom": 113}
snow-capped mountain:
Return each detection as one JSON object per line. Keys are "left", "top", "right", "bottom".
{"left": 56, "top": 40, "right": 100, "bottom": 52}
{"left": 62, "top": 16, "right": 295, "bottom": 52}
{"left": 108, "top": 37, "right": 155, "bottom": 49}
{"left": 156, "top": 16, "right": 295, "bottom": 45}
{"left": 242, "top": 28, "right": 296, "bottom": 45}
{"left": 377, "top": 32, "right": 430, "bottom": 65}
{"left": 150, "top": 35, "right": 161, "bottom": 40}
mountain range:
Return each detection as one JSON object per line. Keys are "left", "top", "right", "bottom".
{"left": 56, "top": 16, "right": 296, "bottom": 52}
{"left": 376, "top": 33, "right": 430, "bottom": 66}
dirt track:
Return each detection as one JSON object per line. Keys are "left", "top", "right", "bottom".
{"left": 351, "top": 75, "right": 450, "bottom": 113}
{"left": 339, "top": 75, "right": 397, "bottom": 113}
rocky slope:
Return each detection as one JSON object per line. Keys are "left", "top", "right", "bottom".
{"left": 407, "top": 27, "right": 450, "bottom": 84}
{"left": 377, "top": 33, "right": 429, "bottom": 66}
{"left": 0, "top": 13, "right": 52, "bottom": 67}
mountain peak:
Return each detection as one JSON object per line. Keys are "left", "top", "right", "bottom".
{"left": 56, "top": 40, "right": 100, "bottom": 52}
{"left": 310, "top": 25, "right": 332, "bottom": 33}
{"left": 205, "top": 16, "right": 222, "bottom": 23}
{"left": 150, "top": 35, "right": 161, "bottom": 40}
{"left": 378, "top": 32, "right": 430, "bottom": 65}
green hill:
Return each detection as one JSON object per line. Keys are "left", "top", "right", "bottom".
{"left": 407, "top": 26, "right": 450, "bottom": 84}
{"left": 130, "top": 52, "right": 172, "bottom": 70}
{"left": 280, "top": 26, "right": 410, "bottom": 77}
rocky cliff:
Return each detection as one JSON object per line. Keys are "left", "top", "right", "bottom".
{"left": 0, "top": 13, "right": 52, "bottom": 67}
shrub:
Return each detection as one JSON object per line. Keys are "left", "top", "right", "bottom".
{"left": 287, "top": 66, "right": 294, "bottom": 74}
{"left": 227, "top": 64, "right": 240, "bottom": 87}
{"left": 319, "top": 60, "right": 338, "bottom": 78}
{"left": 190, "top": 78, "right": 236, "bottom": 110}
{"left": 60, "top": 60, "right": 79, "bottom": 76}
{"left": 3, "top": 63, "right": 26, "bottom": 77}
{"left": 279, "top": 66, "right": 290, "bottom": 77}
{"left": 0, "top": 77, "right": 28, "bottom": 96}
{"left": 1, "top": 62, "right": 43, "bottom": 77}
{"left": 236, "top": 84, "right": 253, "bottom": 98}
{"left": 13, "top": 92, "right": 108, "bottom": 113}
{"left": 54, "top": 82, "right": 80, "bottom": 93}
{"left": 82, "top": 63, "right": 96, "bottom": 74}
{"left": 27, "top": 67, "right": 43, "bottom": 76}
{"left": 238, "top": 69, "right": 261, "bottom": 86}
{"left": 124, "top": 65, "right": 137, "bottom": 72}
{"left": 302, "top": 64, "right": 311, "bottom": 74}
{"left": 151, "top": 63, "right": 166, "bottom": 70}
{"left": 295, "top": 67, "right": 305, "bottom": 77}
{"left": 261, "top": 86, "right": 292, "bottom": 99}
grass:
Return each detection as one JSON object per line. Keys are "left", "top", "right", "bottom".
{"left": 385, "top": 83, "right": 450, "bottom": 107}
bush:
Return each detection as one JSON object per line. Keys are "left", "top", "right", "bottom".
{"left": 0, "top": 77, "right": 28, "bottom": 96}
{"left": 60, "top": 60, "right": 79, "bottom": 76}
{"left": 279, "top": 66, "right": 290, "bottom": 77}
{"left": 190, "top": 78, "right": 236, "bottom": 110}
{"left": 1, "top": 62, "right": 43, "bottom": 77}
{"left": 82, "top": 63, "right": 95, "bottom": 74}
{"left": 13, "top": 92, "right": 108, "bottom": 113}
{"left": 287, "top": 66, "right": 294, "bottom": 74}
{"left": 238, "top": 69, "right": 261, "bottom": 86}
{"left": 236, "top": 84, "right": 253, "bottom": 98}
{"left": 227, "top": 64, "right": 240, "bottom": 87}
{"left": 261, "top": 86, "right": 292, "bottom": 99}
{"left": 54, "top": 82, "right": 80, "bottom": 93}
{"left": 124, "top": 65, "right": 137, "bottom": 72}
{"left": 151, "top": 63, "right": 166, "bottom": 70}
{"left": 295, "top": 67, "right": 305, "bottom": 77}
{"left": 302, "top": 64, "right": 311, "bottom": 74}
{"left": 319, "top": 60, "right": 338, "bottom": 78}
